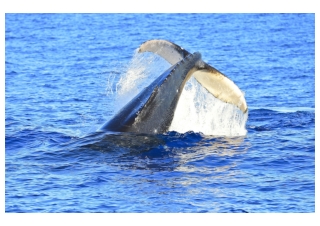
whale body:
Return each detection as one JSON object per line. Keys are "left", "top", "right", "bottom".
{"left": 99, "top": 40, "right": 247, "bottom": 134}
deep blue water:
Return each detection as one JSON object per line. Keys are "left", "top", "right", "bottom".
{"left": 5, "top": 14, "right": 315, "bottom": 213}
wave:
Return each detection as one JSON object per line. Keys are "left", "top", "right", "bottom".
{"left": 247, "top": 107, "right": 315, "bottom": 132}
{"left": 61, "top": 130, "right": 249, "bottom": 172}
{"left": 248, "top": 106, "right": 315, "bottom": 113}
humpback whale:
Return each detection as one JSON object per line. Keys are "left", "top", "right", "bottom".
{"left": 99, "top": 40, "right": 247, "bottom": 134}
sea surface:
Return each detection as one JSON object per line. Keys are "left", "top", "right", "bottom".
{"left": 5, "top": 13, "right": 315, "bottom": 213}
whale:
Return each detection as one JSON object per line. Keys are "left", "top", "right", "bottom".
{"left": 99, "top": 40, "right": 247, "bottom": 134}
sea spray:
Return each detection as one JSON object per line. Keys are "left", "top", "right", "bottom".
{"left": 114, "top": 50, "right": 170, "bottom": 112}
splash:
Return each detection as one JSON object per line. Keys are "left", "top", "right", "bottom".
{"left": 111, "top": 51, "right": 248, "bottom": 136}
{"left": 170, "top": 77, "right": 248, "bottom": 136}
{"left": 113, "top": 50, "right": 171, "bottom": 112}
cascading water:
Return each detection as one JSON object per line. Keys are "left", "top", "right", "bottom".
{"left": 170, "top": 76, "right": 248, "bottom": 136}
{"left": 108, "top": 50, "right": 248, "bottom": 136}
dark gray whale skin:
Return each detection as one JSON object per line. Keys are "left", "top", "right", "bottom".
{"left": 98, "top": 52, "right": 202, "bottom": 134}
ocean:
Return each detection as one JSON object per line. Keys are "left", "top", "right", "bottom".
{"left": 5, "top": 13, "right": 315, "bottom": 213}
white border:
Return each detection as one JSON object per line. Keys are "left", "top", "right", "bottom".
{"left": 1, "top": 0, "right": 318, "bottom": 225}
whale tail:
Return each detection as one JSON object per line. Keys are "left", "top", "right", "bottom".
{"left": 138, "top": 39, "right": 248, "bottom": 113}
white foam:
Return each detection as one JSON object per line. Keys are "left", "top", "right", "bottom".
{"left": 249, "top": 106, "right": 314, "bottom": 113}
{"left": 112, "top": 52, "right": 248, "bottom": 136}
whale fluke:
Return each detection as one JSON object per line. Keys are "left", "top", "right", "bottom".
{"left": 99, "top": 40, "right": 248, "bottom": 134}
{"left": 138, "top": 39, "right": 248, "bottom": 113}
